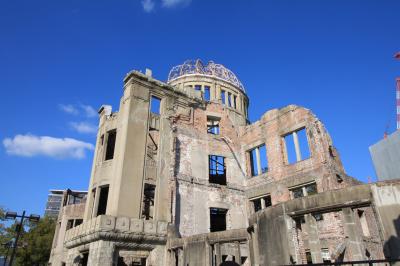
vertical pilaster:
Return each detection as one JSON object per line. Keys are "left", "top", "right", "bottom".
{"left": 304, "top": 214, "right": 322, "bottom": 263}
{"left": 211, "top": 83, "right": 216, "bottom": 101}
{"left": 88, "top": 240, "right": 115, "bottom": 266}
{"left": 234, "top": 241, "right": 241, "bottom": 264}
{"left": 91, "top": 188, "right": 100, "bottom": 218}
{"left": 255, "top": 147, "right": 262, "bottom": 175}
{"left": 168, "top": 250, "right": 176, "bottom": 266}
{"left": 178, "top": 248, "right": 184, "bottom": 266}
{"left": 205, "top": 241, "right": 213, "bottom": 266}
{"left": 342, "top": 208, "right": 365, "bottom": 261}
{"left": 248, "top": 229, "right": 255, "bottom": 266}
{"left": 261, "top": 198, "right": 266, "bottom": 209}
{"left": 292, "top": 131, "right": 302, "bottom": 161}
{"left": 253, "top": 224, "right": 260, "bottom": 266}
{"left": 215, "top": 243, "right": 222, "bottom": 266}
{"left": 238, "top": 95, "right": 243, "bottom": 112}
{"left": 154, "top": 96, "right": 174, "bottom": 222}
{"left": 112, "top": 77, "right": 150, "bottom": 218}
{"left": 216, "top": 84, "right": 221, "bottom": 102}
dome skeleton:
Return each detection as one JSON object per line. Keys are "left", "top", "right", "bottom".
{"left": 167, "top": 59, "right": 245, "bottom": 92}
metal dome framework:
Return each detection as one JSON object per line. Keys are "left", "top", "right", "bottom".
{"left": 167, "top": 59, "right": 245, "bottom": 92}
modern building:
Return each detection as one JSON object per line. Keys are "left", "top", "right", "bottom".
{"left": 369, "top": 130, "right": 400, "bottom": 181}
{"left": 45, "top": 189, "right": 87, "bottom": 218}
{"left": 50, "top": 60, "right": 400, "bottom": 266}
{"left": 49, "top": 189, "right": 87, "bottom": 266}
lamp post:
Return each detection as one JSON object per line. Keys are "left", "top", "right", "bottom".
{"left": 4, "top": 211, "right": 40, "bottom": 266}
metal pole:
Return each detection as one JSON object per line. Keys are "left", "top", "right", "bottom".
{"left": 3, "top": 246, "right": 10, "bottom": 266}
{"left": 8, "top": 210, "right": 25, "bottom": 266}
{"left": 4, "top": 244, "right": 10, "bottom": 266}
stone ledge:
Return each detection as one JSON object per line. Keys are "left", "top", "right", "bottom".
{"left": 168, "top": 228, "right": 248, "bottom": 249}
{"left": 64, "top": 216, "right": 168, "bottom": 248}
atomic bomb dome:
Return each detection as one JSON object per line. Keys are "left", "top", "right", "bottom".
{"left": 49, "top": 60, "right": 399, "bottom": 266}
{"left": 167, "top": 59, "right": 245, "bottom": 92}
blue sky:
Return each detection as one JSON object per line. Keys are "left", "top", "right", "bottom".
{"left": 0, "top": 0, "right": 399, "bottom": 216}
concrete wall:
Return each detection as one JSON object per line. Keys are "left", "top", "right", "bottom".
{"left": 371, "top": 183, "right": 400, "bottom": 260}
{"left": 249, "top": 184, "right": 389, "bottom": 266}
{"left": 49, "top": 202, "right": 85, "bottom": 266}
{"left": 370, "top": 130, "right": 400, "bottom": 181}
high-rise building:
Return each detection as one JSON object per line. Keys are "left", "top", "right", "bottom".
{"left": 45, "top": 189, "right": 87, "bottom": 218}
{"left": 369, "top": 130, "right": 400, "bottom": 181}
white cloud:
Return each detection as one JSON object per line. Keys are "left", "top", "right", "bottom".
{"left": 59, "top": 104, "right": 79, "bottom": 115}
{"left": 161, "top": 0, "right": 191, "bottom": 8}
{"left": 142, "top": 0, "right": 155, "bottom": 12}
{"left": 70, "top": 122, "right": 98, "bottom": 134}
{"left": 3, "top": 134, "right": 94, "bottom": 159}
{"left": 59, "top": 103, "right": 98, "bottom": 118}
{"left": 80, "top": 104, "right": 97, "bottom": 118}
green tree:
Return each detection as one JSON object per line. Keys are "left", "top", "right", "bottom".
{"left": 14, "top": 216, "right": 56, "bottom": 266}
{"left": 0, "top": 207, "right": 13, "bottom": 260}
{"left": 0, "top": 208, "right": 56, "bottom": 266}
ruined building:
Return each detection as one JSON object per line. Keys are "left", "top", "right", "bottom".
{"left": 50, "top": 60, "right": 400, "bottom": 266}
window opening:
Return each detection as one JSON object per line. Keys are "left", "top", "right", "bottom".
{"left": 96, "top": 185, "right": 109, "bottom": 216}
{"left": 252, "top": 198, "right": 262, "bottom": 212}
{"left": 221, "top": 90, "right": 226, "bottom": 105}
{"left": 251, "top": 194, "right": 271, "bottom": 212}
{"left": 81, "top": 252, "right": 89, "bottom": 266}
{"left": 207, "top": 117, "right": 220, "bottom": 135}
{"left": 105, "top": 130, "right": 117, "bottom": 160}
{"left": 295, "top": 216, "right": 306, "bottom": 229}
{"left": 263, "top": 195, "right": 272, "bottom": 207}
{"left": 228, "top": 92, "right": 232, "bottom": 107}
{"left": 336, "top": 174, "right": 343, "bottom": 183}
{"left": 284, "top": 134, "right": 297, "bottom": 164}
{"left": 75, "top": 219, "right": 83, "bottom": 226}
{"left": 90, "top": 188, "right": 96, "bottom": 217}
{"left": 259, "top": 145, "right": 268, "bottom": 174}
{"left": 290, "top": 182, "right": 317, "bottom": 199}
{"left": 365, "top": 249, "right": 371, "bottom": 259}
{"left": 305, "top": 183, "right": 317, "bottom": 196}
{"left": 150, "top": 96, "right": 161, "bottom": 115}
{"left": 194, "top": 85, "right": 202, "bottom": 91}
{"left": 249, "top": 144, "right": 268, "bottom": 176}
{"left": 233, "top": 95, "right": 237, "bottom": 109}
{"left": 100, "top": 134, "right": 104, "bottom": 145}
{"left": 291, "top": 187, "right": 304, "bottom": 199}
{"left": 210, "top": 208, "right": 227, "bottom": 232}
{"left": 66, "top": 219, "right": 74, "bottom": 230}
{"left": 209, "top": 155, "right": 226, "bottom": 185}
{"left": 204, "top": 86, "right": 210, "bottom": 101}
{"left": 142, "top": 184, "right": 155, "bottom": 220}
{"left": 297, "top": 128, "right": 310, "bottom": 159}
{"left": 284, "top": 128, "right": 310, "bottom": 164}
{"left": 249, "top": 148, "right": 257, "bottom": 176}
{"left": 313, "top": 213, "right": 324, "bottom": 221}
{"left": 305, "top": 250, "right": 312, "bottom": 264}
{"left": 321, "top": 248, "right": 331, "bottom": 263}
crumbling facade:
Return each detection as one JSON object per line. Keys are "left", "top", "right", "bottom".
{"left": 50, "top": 60, "right": 400, "bottom": 266}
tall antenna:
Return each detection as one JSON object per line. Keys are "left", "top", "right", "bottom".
{"left": 397, "top": 77, "right": 400, "bottom": 130}
{"left": 396, "top": 52, "right": 400, "bottom": 130}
